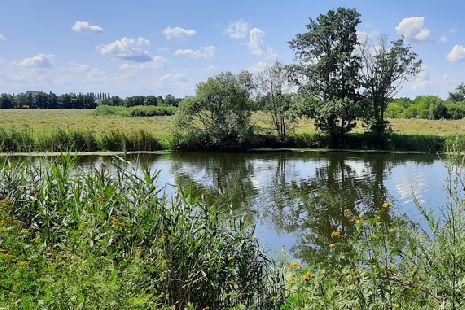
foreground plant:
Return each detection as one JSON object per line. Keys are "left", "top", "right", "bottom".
{"left": 0, "top": 155, "right": 284, "bottom": 309}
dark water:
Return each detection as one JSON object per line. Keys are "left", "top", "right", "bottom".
{"left": 77, "top": 151, "right": 448, "bottom": 262}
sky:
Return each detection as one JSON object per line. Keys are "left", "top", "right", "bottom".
{"left": 0, "top": 0, "right": 464, "bottom": 98}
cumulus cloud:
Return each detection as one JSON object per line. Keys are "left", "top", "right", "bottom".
{"left": 357, "top": 30, "right": 380, "bottom": 43}
{"left": 97, "top": 37, "right": 152, "bottom": 62}
{"left": 18, "top": 54, "right": 52, "bottom": 68}
{"left": 395, "top": 17, "right": 430, "bottom": 42}
{"left": 224, "top": 20, "right": 250, "bottom": 39}
{"left": 71, "top": 21, "right": 103, "bottom": 33}
{"left": 0, "top": 33, "right": 5, "bottom": 40}
{"left": 174, "top": 46, "right": 216, "bottom": 59}
{"left": 248, "top": 27, "right": 277, "bottom": 59}
{"left": 447, "top": 44, "right": 465, "bottom": 62}
{"left": 162, "top": 26, "right": 196, "bottom": 39}
{"left": 119, "top": 56, "right": 168, "bottom": 71}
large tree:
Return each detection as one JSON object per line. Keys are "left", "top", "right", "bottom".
{"left": 254, "top": 61, "right": 300, "bottom": 141}
{"left": 359, "top": 35, "right": 421, "bottom": 135}
{"left": 448, "top": 82, "right": 465, "bottom": 102}
{"left": 174, "top": 71, "right": 254, "bottom": 148}
{"left": 289, "top": 7, "right": 362, "bottom": 139}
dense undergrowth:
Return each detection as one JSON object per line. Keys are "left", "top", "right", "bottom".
{"left": 1, "top": 126, "right": 464, "bottom": 153}
{"left": 1, "top": 151, "right": 465, "bottom": 308}
{"left": 95, "top": 104, "right": 177, "bottom": 117}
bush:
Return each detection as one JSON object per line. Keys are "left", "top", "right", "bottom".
{"left": 95, "top": 104, "right": 176, "bottom": 117}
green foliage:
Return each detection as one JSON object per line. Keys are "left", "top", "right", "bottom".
{"left": 95, "top": 104, "right": 176, "bottom": 117}
{"left": 448, "top": 82, "right": 465, "bottom": 102}
{"left": 386, "top": 96, "right": 465, "bottom": 120}
{"left": 283, "top": 150, "right": 465, "bottom": 308}
{"left": 360, "top": 36, "right": 422, "bottom": 135}
{"left": 173, "top": 71, "right": 255, "bottom": 149}
{"left": 289, "top": 7, "right": 362, "bottom": 138}
{"left": 0, "top": 155, "right": 285, "bottom": 309}
{"left": 0, "top": 128, "right": 164, "bottom": 152}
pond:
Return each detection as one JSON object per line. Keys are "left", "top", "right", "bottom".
{"left": 75, "top": 151, "right": 448, "bottom": 263}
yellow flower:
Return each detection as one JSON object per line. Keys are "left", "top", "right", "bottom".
{"left": 329, "top": 243, "right": 336, "bottom": 249}
{"left": 303, "top": 271, "right": 313, "bottom": 281}
{"left": 2, "top": 252, "right": 14, "bottom": 259}
{"left": 16, "top": 261, "right": 30, "bottom": 266}
{"left": 382, "top": 202, "right": 391, "bottom": 209}
{"left": 343, "top": 208, "right": 352, "bottom": 218}
{"left": 358, "top": 212, "right": 364, "bottom": 219}
{"left": 289, "top": 261, "right": 301, "bottom": 269}
{"left": 331, "top": 230, "right": 341, "bottom": 238}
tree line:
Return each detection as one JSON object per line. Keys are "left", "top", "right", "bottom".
{"left": 174, "top": 7, "right": 424, "bottom": 148}
{"left": 0, "top": 91, "right": 182, "bottom": 109}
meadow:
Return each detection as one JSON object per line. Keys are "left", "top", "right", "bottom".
{"left": 1, "top": 109, "right": 465, "bottom": 153}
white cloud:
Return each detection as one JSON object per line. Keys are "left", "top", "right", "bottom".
{"left": 224, "top": 20, "right": 250, "bottom": 39}
{"left": 248, "top": 27, "right": 277, "bottom": 59}
{"left": 174, "top": 46, "right": 216, "bottom": 59}
{"left": 156, "top": 73, "right": 187, "bottom": 83}
{"left": 447, "top": 44, "right": 465, "bottom": 62}
{"left": 0, "top": 34, "right": 5, "bottom": 40}
{"left": 119, "top": 56, "right": 168, "bottom": 71}
{"left": 439, "top": 35, "right": 448, "bottom": 43}
{"left": 357, "top": 30, "right": 380, "bottom": 43}
{"left": 71, "top": 21, "right": 103, "bottom": 33}
{"left": 18, "top": 54, "right": 52, "bottom": 68}
{"left": 395, "top": 17, "right": 430, "bottom": 42}
{"left": 247, "top": 61, "right": 270, "bottom": 73}
{"left": 97, "top": 37, "right": 152, "bottom": 62}
{"left": 162, "top": 26, "right": 196, "bottom": 39}
{"left": 410, "top": 64, "right": 430, "bottom": 90}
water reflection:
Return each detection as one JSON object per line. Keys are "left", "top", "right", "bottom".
{"left": 13, "top": 151, "right": 443, "bottom": 263}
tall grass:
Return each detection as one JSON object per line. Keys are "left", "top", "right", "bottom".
{"left": 0, "top": 155, "right": 284, "bottom": 308}
{"left": 0, "top": 128, "right": 166, "bottom": 153}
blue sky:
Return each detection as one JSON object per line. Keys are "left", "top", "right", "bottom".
{"left": 0, "top": 0, "right": 464, "bottom": 98}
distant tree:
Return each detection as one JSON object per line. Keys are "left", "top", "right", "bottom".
{"left": 165, "top": 94, "right": 176, "bottom": 106}
{"left": 144, "top": 96, "right": 158, "bottom": 106}
{"left": 0, "top": 93, "right": 14, "bottom": 108}
{"left": 359, "top": 36, "right": 422, "bottom": 135}
{"left": 254, "top": 61, "right": 300, "bottom": 141}
{"left": 448, "top": 83, "right": 465, "bottom": 102}
{"left": 289, "top": 7, "right": 362, "bottom": 140}
{"left": 174, "top": 71, "right": 254, "bottom": 148}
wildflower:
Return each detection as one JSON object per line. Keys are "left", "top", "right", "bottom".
{"left": 356, "top": 219, "right": 363, "bottom": 225}
{"left": 329, "top": 243, "right": 336, "bottom": 249}
{"left": 16, "top": 261, "right": 30, "bottom": 266}
{"left": 382, "top": 202, "right": 391, "bottom": 209}
{"left": 2, "top": 252, "right": 14, "bottom": 259}
{"left": 303, "top": 271, "right": 313, "bottom": 281}
{"left": 358, "top": 212, "right": 364, "bottom": 219}
{"left": 271, "top": 295, "right": 278, "bottom": 302}
{"left": 343, "top": 208, "right": 352, "bottom": 218}
{"left": 289, "top": 261, "right": 301, "bottom": 269}
{"left": 331, "top": 230, "right": 341, "bottom": 238}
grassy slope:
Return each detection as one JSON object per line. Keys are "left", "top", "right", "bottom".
{"left": 2, "top": 109, "right": 465, "bottom": 136}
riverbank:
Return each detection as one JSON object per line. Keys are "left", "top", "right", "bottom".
{"left": 1, "top": 109, "right": 465, "bottom": 153}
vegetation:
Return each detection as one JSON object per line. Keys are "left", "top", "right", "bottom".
{"left": 0, "top": 92, "right": 182, "bottom": 109}
{"left": 387, "top": 95, "right": 465, "bottom": 120}
{"left": 0, "top": 155, "right": 284, "bottom": 308}
{"left": 289, "top": 7, "right": 362, "bottom": 139}
{"left": 2, "top": 150, "right": 465, "bottom": 308}
{"left": 174, "top": 71, "right": 255, "bottom": 149}
{"left": 95, "top": 104, "right": 177, "bottom": 117}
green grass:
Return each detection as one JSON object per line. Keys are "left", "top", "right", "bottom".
{"left": 1, "top": 109, "right": 465, "bottom": 153}
{"left": 95, "top": 104, "right": 177, "bottom": 117}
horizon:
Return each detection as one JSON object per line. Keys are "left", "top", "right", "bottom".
{"left": 1, "top": 1, "right": 465, "bottom": 98}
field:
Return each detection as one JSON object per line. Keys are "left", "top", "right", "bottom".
{"left": 2, "top": 109, "right": 465, "bottom": 138}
